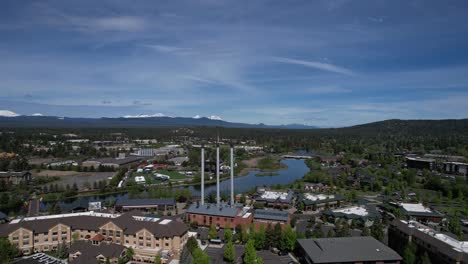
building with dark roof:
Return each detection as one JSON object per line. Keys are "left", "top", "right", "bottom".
{"left": 0, "top": 171, "right": 32, "bottom": 185}
{"left": 406, "top": 157, "right": 435, "bottom": 170}
{"left": 185, "top": 203, "right": 252, "bottom": 228}
{"left": 0, "top": 211, "right": 188, "bottom": 263}
{"left": 114, "top": 198, "right": 176, "bottom": 214}
{"left": 296, "top": 237, "right": 402, "bottom": 264}
{"left": 69, "top": 240, "right": 126, "bottom": 264}
{"left": 255, "top": 189, "right": 294, "bottom": 208}
{"left": 297, "top": 193, "right": 343, "bottom": 211}
{"left": 82, "top": 156, "right": 142, "bottom": 169}
{"left": 390, "top": 202, "right": 443, "bottom": 223}
{"left": 389, "top": 219, "right": 468, "bottom": 264}
{"left": 253, "top": 209, "right": 289, "bottom": 230}
{"left": 0, "top": 211, "right": 8, "bottom": 223}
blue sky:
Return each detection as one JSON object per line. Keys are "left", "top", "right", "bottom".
{"left": 1, "top": 0, "right": 468, "bottom": 127}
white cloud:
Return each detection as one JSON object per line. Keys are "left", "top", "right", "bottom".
{"left": 306, "top": 86, "right": 351, "bottom": 94}
{"left": 142, "top": 44, "right": 193, "bottom": 53}
{"left": 193, "top": 115, "right": 202, "bottom": 119}
{"left": 271, "top": 56, "right": 355, "bottom": 76}
{"left": 66, "top": 16, "right": 146, "bottom": 32}
{"left": 0, "top": 110, "right": 19, "bottom": 117}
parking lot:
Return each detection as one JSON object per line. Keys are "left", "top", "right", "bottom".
{"left": 204, "top": 245, "right": 296, "bottom": 264}
{"left": 13, "top": 253, "right": 65, "bottom": 264}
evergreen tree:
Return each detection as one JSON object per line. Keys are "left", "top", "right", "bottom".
{"left": 193, "top": 248, "right": 210, "bottom": 264}
{"left": 281, "top": 225, "right": 297, "bottom": 252}
{"left": 243, "top": 239, "right": 257, "bottom": 264}
{"left": 186, "top": 236, "right": 199, "bottom": 254}
{"left": 223, "top": 240, "right": 235, "bottom": 263}
{"left": 403, "top": 242, "right": 417, "bottom": 264}
{"left": 254, "top": 224, "right": 266, "bottom": 250}
{"left": 209, "top": 224, "right": 218, "bottom": 240}
{"left": 154, "top": 254, "right": 161, "bottom": 264}
{"left": 224, "top": 227, "right": 233, "bottom": 243}
{"left": 420, "top": 252, "right": 431, "bottom": 264}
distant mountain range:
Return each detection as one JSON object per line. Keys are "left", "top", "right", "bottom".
{"left": 0, "top": 115, "right": 319, "bottom": 129}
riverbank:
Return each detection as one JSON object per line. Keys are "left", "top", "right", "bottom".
{"left": 239, "top": 155, "right": 288, "bottom": 175}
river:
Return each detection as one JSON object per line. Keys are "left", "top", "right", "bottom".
{"left": 44, "top": 158, "right": 309, "bottom": 212}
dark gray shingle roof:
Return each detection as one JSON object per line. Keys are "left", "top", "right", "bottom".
{"left": 297, "top": 237, "right": 402, "bottom": 263}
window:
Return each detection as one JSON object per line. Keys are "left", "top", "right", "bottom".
{"left": 52, "top": 232, "right": 58, "bottom": 235}
{"left": 53, "top": 237, "right": 58, "bottom": 241}
{"left": 12, "top": 236, "right": 18, "bottom": 240}
{"left": 102, "top": 229, "right": 107, "bottom": 235}
{"left": 139, "top": 242, "right": 143, "bottom": 246}
{"left": 139, "top": 236, "right": 143, "bottom": 240}
{"left": 146, "top": 243, "right": 151, "bottom": 247}
{"left": 35, "top": 239, "right": 39, "bottom": 243}
{"left": 23, "top": 241, "right": 29, "bottom": 245}
{"left": 109, "top": 230, "right": 114, "bottom": 236}
{"left": 116, "top": 231, "right": 121, "bottom": 237}
{"left": 23, "top": 235, "right": 30, "bottom": 239}
{"left": 146, "top": 237, "right": 151, "bottom": 240}
{"left": 165, "top": 243, "right": 169, "bottom": 246}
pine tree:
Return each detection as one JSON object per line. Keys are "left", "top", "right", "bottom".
{"left": 254, "top": 224, "right": 266, "bottom": 250}
{"left": 403, "top": 242, "right": 417, "bottom": 264}
{"left": 243, "top": 239, "right": 257, "bottom": 264}
{"left": 420, "top": 251, "right": 431, "bottom": 264}
{"left": 223, "top": 240, "right": 235, "bottom": 263}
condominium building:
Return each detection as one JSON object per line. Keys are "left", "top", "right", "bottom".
{"left": 0, "top": 211, "right": 188, "bottom": 263}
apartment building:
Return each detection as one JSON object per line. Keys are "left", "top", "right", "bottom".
{"left": 0, "top": 211, "right": 188, "bottom": 263}
{"left": 389, "top": 219, "right": 468, "bottom": 264}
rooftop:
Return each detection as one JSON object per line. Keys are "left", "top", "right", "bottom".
{"left": 399, "top": 203, "right": 432, "bottom": 213}
{"left": 254, "top": 209, "right": 289, "bottom": 222}
{"left": 332, "top": 206, "right": 369, "bottom": 216}
{"left": 115, "top": 198, "right": 176, "bottom": 207}
{"left": 186, "top": 203, "right": 242, "bottom": 218}
{"left": 398, "top": 220, "right": 468, "bottom": 253}
{"left": 297, "top": 237, "right": 402, "bottom": 263}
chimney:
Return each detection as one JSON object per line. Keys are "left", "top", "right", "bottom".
{"left": 216, "top": 143, "right": 220, "bottom": 206}
{"left": 230, "top": 144, "right": 235, "bottom": 206}
{"left": 201, "top": 145, "right": 205, "bottom": 206}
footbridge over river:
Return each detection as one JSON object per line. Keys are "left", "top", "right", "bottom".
{"left": 281, "top": 154, "right": 313, "bottom": 159}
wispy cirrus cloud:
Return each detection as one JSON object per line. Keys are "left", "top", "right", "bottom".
{"left": 306, "top": 86, "right": 351, "bottom": 94}
{"left": 271, "top": 56, "right": 355, "bottom": 76}
{"left": 141, "top": 44, "right": 193, "bottom": 53}
{"left": 66, "top": 16, "right": 147, "bottom": 32}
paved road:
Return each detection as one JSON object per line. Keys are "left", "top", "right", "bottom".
{"left": 28, "top": 199, "right": 39, "bottom": 216}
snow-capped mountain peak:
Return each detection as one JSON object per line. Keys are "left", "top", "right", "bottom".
{"left": 123, "top": 113, "right": 166, "bottom": 118}
{"left": 193, "top": 115, "right": 202, "bottom": 119}
{"left": 209, "top": 115, "right": 223, "bottom": 120}
{"left": 0, "top": 110, "right": 19, "bottom": 117}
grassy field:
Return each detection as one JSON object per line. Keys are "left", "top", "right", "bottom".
{"left": 257, "top": 156, "right": 286, "bottom": 170}
{"left": 157, "top": 170, "right": 187, "bottom": 180}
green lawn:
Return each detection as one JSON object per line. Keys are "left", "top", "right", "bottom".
{"left": 157, "top": 170, "right": 187, "bottom": 180}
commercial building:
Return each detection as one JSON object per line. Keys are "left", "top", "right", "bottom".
{"left": 406, "top": 157, "right": 435, "bottom": 170}
{"left": 389, "top": 219, "right": 468, "bottom": 264}
{"left": 0, "top": 211, "right": 188, "bottom": 263}
{"left": 296, "top": 237, "right": 402, "bottom": 264}
{"left": 0, "top": 171, "right": 32, "bottom": 185}
{"left": 443, "top": 161, "right": 468, "bottom": 175}
{"left": 82, "top": 156, "right": 142, "bottom": 169}
{"left": 324, "top": 205, "right": 381, "bottom": 224}
{"left": 297, "top": 193, "right": 343, "bottom": 211}
{"left": 391, "top": 203, "right": 443, "bottom": 223}
{"left": 253, "top": 209, "right": 289, "bottom": 229}
{"left": 255, "top": 189, "right": 294, "bottom": 208}
{"left": 185, "top": 203, "right": 252, "bottom": 228}
{"left": 114, "top": 198, "right": 176, "bottom": 215}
